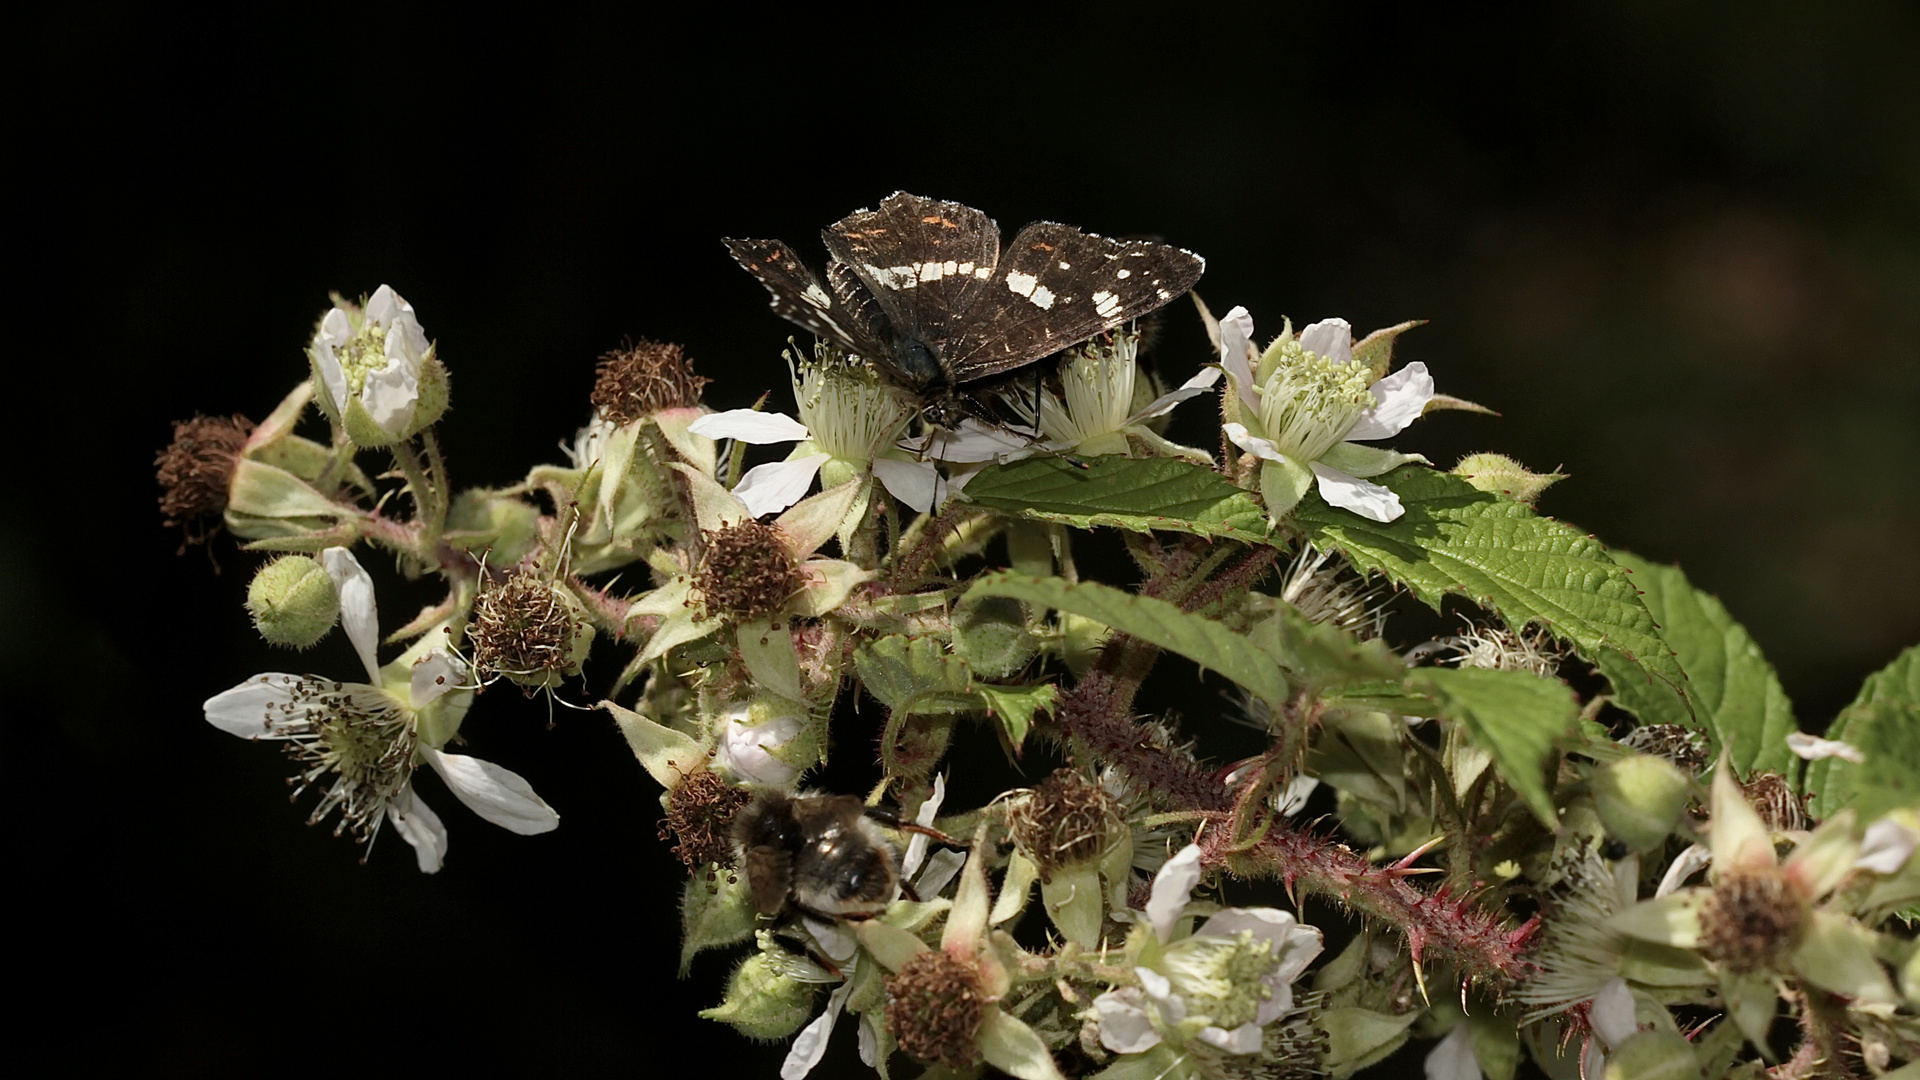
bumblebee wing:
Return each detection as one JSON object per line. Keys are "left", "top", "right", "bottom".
{"left": 745, "top": 844, "right": 792, "bottom": 915}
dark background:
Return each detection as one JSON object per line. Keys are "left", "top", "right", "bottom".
{"left": 13, "top": 2, "right": 1919, "bottom": 1075}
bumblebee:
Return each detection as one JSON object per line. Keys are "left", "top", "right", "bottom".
{"left": 732, "top": 790, "right": 955, "bottom": 921}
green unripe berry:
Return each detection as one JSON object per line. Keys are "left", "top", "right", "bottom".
{"left": 1593, "top": 753, "right": 1692, "bottom": 851}
{"left": 954, "top": 595, "right": 1037, "bottom": 678}
{"left": 1602, "top": 1031, "right": 1699, "bottom": 1080}
{"left": 246, "top": 555, "right": 339, "bottom": 649}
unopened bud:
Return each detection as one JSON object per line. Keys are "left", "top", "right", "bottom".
{"left": 1452, "top": 452, "right": 1565, "bottom": 506}
{"left": 246, "top": 555, "right": 339, "bottom": 649}
{"left": 1592, "top": 754, "right": 1692, "bottom": 851}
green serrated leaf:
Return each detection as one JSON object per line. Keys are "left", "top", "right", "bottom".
{"left": 962, "top": 456, "right": 1271, "bottom": 541}
{"left": 1410, "top": 666, "right": 1578, "bottom": 825}
{"left": 679, "top": 872, "right": 756, "bottom": 975}
{"left": 1603, "top": 553, "right": 1795, "bottom": 778}
{"left": 855, "top": 635, "right": 979, "bottom": 714}
{"left": 1810, "top": 646, "right": 1920, "bottom": 820}
{"left": 975, "top": 683, "right": 1056, "bottom": 752}
{"left": 965, "top": 572, "right": 1288, "bottom": 706}
{"left": 1296, "top": 467, "right": 1686, "bottom": 717}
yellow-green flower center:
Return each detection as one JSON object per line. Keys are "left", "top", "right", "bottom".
{"left": 334, "top": 323, "right": 392, "bottom": 397}
{"left": 1255, "top": 342, "right": 1374, "bottom": 463}
{"left": 793, "top": 346, "right": 906, "bottom": 465}
{"left": 1161, "top": 929, "right": 1285, "bottom": 1030}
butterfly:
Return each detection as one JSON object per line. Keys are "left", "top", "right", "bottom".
{"left": 724, "top": 192, "right": 1205, "bottom": 425}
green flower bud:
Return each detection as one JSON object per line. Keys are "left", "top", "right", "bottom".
{"left": 699, "top": 952, "right": 817, "bottom": 1041}
{"left": 1452, "top": 452, "right": 1565, "bottom": 506}
{"left": 1593, "top": 753, "right": 1692, "bottom": 851}
{"left": 246, "top": 555, "right": 339, "bottom": 649}
{"left": 1602, "top": 1031, "right": 1699, "bottom": 1080}
{"left": 954, "top": 595, "right": 1037, "bottom": 678}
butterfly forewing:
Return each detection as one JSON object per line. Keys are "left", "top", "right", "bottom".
{"left": 941, "top": 223, "right": 1207, "bottom": 383}
{"left": 723, "top": 237, "right": 889, "bottom": 359}
{"left": 821, "top": 193, "right": 1001, "bottom": 354}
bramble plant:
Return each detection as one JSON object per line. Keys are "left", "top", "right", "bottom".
{"left": 163, "top": 198, "right": 1920, "bottom": 1079}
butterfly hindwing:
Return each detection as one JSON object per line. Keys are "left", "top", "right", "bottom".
{"left": 941, "top": 222, "right": 1207, "bottom": 383}
{"left": 821, "top": 192, "right": 1001, "bottom": 355}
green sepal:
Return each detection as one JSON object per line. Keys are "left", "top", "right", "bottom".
{"left": 679, "top": 872, "right": 757, "bottom": 976}
{"left": 1040, "top": 864, "right": 1103, "bottom": 947}
{"left": 1249, "top": 599, "right": 1404, "bottom": 697}
{"left": 601, "top": 700, "right": 707, "bottom": 789}
{"left": 855, "top": 635, "right": 979, "bottom": 714}
{"left": 1258, "top": 456, "right": 1314, "bottom": 521}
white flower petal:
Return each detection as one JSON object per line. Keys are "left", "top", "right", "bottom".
{"left": 319, "top": 546, "right": 381, "bottom": 682}
{"left": 1589, "top": 977, "right": 1638, "bottom": 1049}
{"left": 914, "top": 848, "right": 966, "bottom": 899}
{"left": 918, "top": 421, "right": 1038, "bottom": 464}
{"left": 1147, "top": 843, "right": 1205, "bottom": 942}
{"left": 410, "top": 649, "right": 467, "bottom": 708}
{"left": 1092, "top": 988, "right": 1162, "bottom": 1054}
{"left": 203, "top": 673, "right": 306, "bottom": 738}
{"left": 1134, "top": 968, "right": 1184, "bottom": 1023}
{"left": 387, "top": 784, "right": 447, "bottom": 874}
{"left": 871, "top": 457, "right": 940, "bottom": 513}
{"left": 689, "top": 409, "right": 812, "bottom": 444}
{"left": 780, "top": 978, "right": 852, "bottom": 1080}
{"left": 1344, "top": 362, "right": 1435, "bottom": 441}
{"left": 902, "top": 772, "right": 947, "bottom": 880}
{"left": 1786, "top": 732, "right": 1864, "bottom": 763}
{"left": 1424, "top": 1023, "right": 1482, "bottom": 1080}
{"left": 359, "top": 353, "right": 420, "bottom": 436}
{"left": 423, "top": 747, "right": 559, "bottom": 835}
{"left": 734, "top": 454, "right": 831, "bottom": 517}
{"left": 1132, "top": 365, "right": 1223, "bottom": 421}
{"left": 312, "top": 308, "right": 352, "bottom": 410}
{"left": 1198, "top": 1023, "right": 1263, "bottom": 1055}
{"left": 1277, "top": 775, "right": 1320, "bottom": 816}
{"left": 1656, "top": 843, "right": 1713, "bottom": 898}
{"left": 1310, "top": 462, "right": 1404, "bottom": 522}
{"left": 1219, "top": 305, "right": 1259, "bottom": 411}
{"left": 1297, "top": 318, "right": 1354, "bottom": 365}
{"left": 803, "top": 916, "right": 858, "bottom": 963}
{"left": 1223, "top": 421, "right": 1287, "bottom": 463}
{"left": 1856, "top": 817, "right": 1920, "bottom": 875}
{"left": 857, "top": 1013, "right": 880, "bottom": 1067}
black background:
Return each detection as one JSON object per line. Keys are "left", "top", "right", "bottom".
{"left": 14, "top": 2, "right": 1920, "bottom": 1075}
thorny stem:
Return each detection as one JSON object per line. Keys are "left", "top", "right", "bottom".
{"left": 391, "top": 438, "right": 437, "bottom": 557}
{"left": 1050, "top": 532, "right": 1537, "bottom": 991}
{"left": 889, "top": 503, "right": 970, "bottom": 589}
{"left": 569, "top": 575, "right": 634, "bottom": 639}
{"left": 420, "top": 428, "right": 450, "bottom": 546}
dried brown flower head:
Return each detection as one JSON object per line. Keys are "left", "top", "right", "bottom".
{"left": 470, "top": 572, "right": 588, "bottom": 690}
{"left": 886, "top": 950, "right": 986, "bottom": 1070}
{"left": 694, "top": 522, "right": 801, "bottom": 621}
{"left": 1009, "top": 768, "right": 1125, "bottom": 878}
{"left": 1702, "top": 867, "right": 1806, "bottom": 974}
{"left": 591, "top": 340, "right": 709, "bottom": 424}
{"left": 1740, "top": 771, "right": 1811, "bottom": 833}
{"left": 156, "top": 413, "right": 253, "bottom": 547}
{"left": 1621, "top": 723, "right": 1711, "bottom": 774}
{"left": 657, "top": 766, "right": 750, "bottom": 875}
